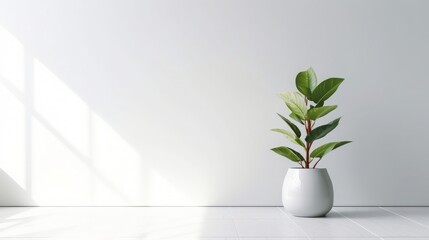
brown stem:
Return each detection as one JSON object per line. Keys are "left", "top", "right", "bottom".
{"left": 305, "top": 119, "right": 312, "bottom": 168}
{"left": 305, "top": 142, "right": 310, "bottom": 168}
{"left": 313, "top": 157, "right": 323, "bottom": 168}
{"left": 303, "top": 97, "right": 313, "bottom": 168}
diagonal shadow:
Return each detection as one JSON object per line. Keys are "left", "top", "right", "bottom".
{"left": 0, "top": 72, "right": 132, "bottom": 204}
{"left": 32, "top": 111, "right": 132, "bottom": 204}
{"left": 0, "top": 22, "right": 191, "bottom": 207}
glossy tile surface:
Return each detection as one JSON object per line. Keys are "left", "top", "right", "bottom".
{"left": 280, "top": 208, "right": 376, "bottom": 238}
{"left": 0, "top": 207, "right": 428, "bottom": 239}
{"left": 383, "top": 207, "right": 429, "bottom": 227}
{"left": 234, "top": 219, "right": 306, "bottom": 237}
{"left": 335, "top": 207, "right": 429, "bottom": 238}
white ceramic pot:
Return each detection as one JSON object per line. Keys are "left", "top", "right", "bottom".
{"left": 282, "top": 167, "right": 333, "bottom": 217}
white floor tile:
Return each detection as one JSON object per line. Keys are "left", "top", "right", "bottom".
{"left": 117, "top": 238, "right": 238, "bottom": 240}
{"left": 226, "top": 207, "right": 289, "bottom": 219}
{"left": 121, "top": 219, "right": 238, "bottom": 238}
{"left": 383, "top": 207, "right": 429, "bottom": 228}
{"left": 234, "top": 219, "right": 306, "bottom": 237}
{"left": 309, "top": 238, "right": 378, "bottom": 240}
{"left": 335, "top": 207, "right": 429, "bottom": 237}
{"left": 136, "top": 207, "right": 231, "bottom": 220}
{"left": 237, "top": 238, "right": 306, "bottom": 240}
{"left": 0, "top": 207, "right": 428, "bottom": 239}
{"left": 381, "top": 239, "right": 429, "bottom": 240}
{"left": 0, "top": 208, "right": 236, "bottom": 238}
{"left": 285, "top": 209, "right": 376, "bottom": 238}
{"left": 265, "top": 238, "right": 308, "bottom": 240}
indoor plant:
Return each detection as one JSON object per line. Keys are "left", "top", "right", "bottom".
{"left": 271, "top": 67, "right": 351, "bottom": 217}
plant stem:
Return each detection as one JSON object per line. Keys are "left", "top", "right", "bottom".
{"left": 305, "top": 142, "right": 310, "bottom": 168}
{"left": 313, "top": 157, "right": 323, "bottom": 168}
{"left": 303, "top": 97, "right": 312, "bottom": 168}
{"left": 305, "top": 119, "right": 312, "bottom": 168}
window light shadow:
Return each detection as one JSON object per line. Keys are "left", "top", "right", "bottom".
{"left": 0, "top": 23, "right": 191, "bottom": 206}
{"left": 0, "top": 169, "right": 35, "bottom": 206}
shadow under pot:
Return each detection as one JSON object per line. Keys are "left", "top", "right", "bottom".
{"left": 282, "top": 167, "right": 333, "bottom": 217}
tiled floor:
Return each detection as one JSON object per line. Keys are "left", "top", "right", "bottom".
{"left": 0, "top": 207, "right": 428, "bottom": 239}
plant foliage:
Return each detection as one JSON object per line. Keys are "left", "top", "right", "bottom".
{"left": 271, "top": 67, "right": 351, "bottom": 168}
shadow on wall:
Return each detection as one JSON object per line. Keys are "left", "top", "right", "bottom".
{"left": 0, "top": 24, "right": 189, "bottom": 206}
{"left": 0, "top": 169, "right": 35, "bottom": 206}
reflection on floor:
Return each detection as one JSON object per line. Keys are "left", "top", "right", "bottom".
{"left": 0, "top": 207, "right": 428, "bottom": 239}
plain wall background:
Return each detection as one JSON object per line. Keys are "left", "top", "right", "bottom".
{"left": 0, "top": 0, "right": 428, "bottom": 206}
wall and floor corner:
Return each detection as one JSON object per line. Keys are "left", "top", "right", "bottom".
{"left": 0, "top": 0, "right": 428, "bottom": 207}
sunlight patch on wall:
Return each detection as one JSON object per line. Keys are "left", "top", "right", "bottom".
{"left": 91, "top": 113, "right": 141, "bottom": 205}
{"left": 31, "top": 57, "right": 148, "bottom": 205}
{"left": 33, "top": 59, "right": 90, "bottom": 157}
{"left": 0, "top": 25, "right": 25, "bottom": 92}
{"left": 30, "top": 57, "right": 142, "bottom": 205}
{"left": 0, "top": 24, "right": 189, "bottom": 206}
{"left": 0, "top": 85, "right": 26, "bottom": 188}
{"left": 148, "top": 169, "right": 189, "bottom": 206}
{"left": 0, "top": 25, "right": 26, "bottom": 190}
{"left": 32, "top": 116, "right": 92, "bottom": 205}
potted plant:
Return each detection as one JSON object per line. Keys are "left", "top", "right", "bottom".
{"left": 271, "top": 67, "right": 351, "bottom": 217}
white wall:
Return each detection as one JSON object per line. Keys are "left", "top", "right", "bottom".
{"left": 0, "top": 0, "right": 428, "bottom": 206}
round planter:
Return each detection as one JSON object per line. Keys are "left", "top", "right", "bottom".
{"left": 282, "top": 167, "right": 333, "bottom": 217}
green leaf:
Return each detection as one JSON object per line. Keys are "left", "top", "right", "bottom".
{"left": 316, "top": 101, "right": 324, "bottom": 107}
{"left": 290, "top": 113, "right": 304, "bottom": 124}
{"left": 332, "top": 141, "right": 352, "bottom": 150}
{"left": 288, "top": 148, "right": 305, "bottom": 161}
{"left": 271, "top": 128, "right": 305, "bottom": 148}
{"left": 279, "top": 92, "right": 307, "bottom": 120}
{"left": 305, "top": 117, "right": 341, "bottom": 143}
{"left": 277, "top": 113, "right": 301, "bottom": 137}
{"left": 310, "top": 78, "right": 344, "bottom": 104}
{"left": 271, "top": 146, "right": 304, "bottom": 162}
{"left": 311, "top": 142, "right": 336, "bottom": 158}
{"left": 311, "top": 141, "right": 352, "bottom": 158}
{"left": 307, "top": 105, "right": 337, "bottom": 120}
{"left": 296, "top": 67, "right": 317, "bottom": 98}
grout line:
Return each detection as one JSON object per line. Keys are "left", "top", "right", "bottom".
{"left": 332, "top": 208, "right": 383, "bottom": 240}
{"left": 277, "top": 207, "right": 311, "bottom": 240}
{"left": 226, "top": 207, "right": 241, "bottom": 239}
{"left": 380, "top": 207, "right": 429, "bottom": 230}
